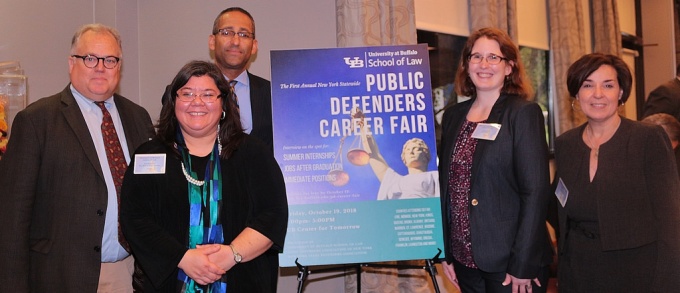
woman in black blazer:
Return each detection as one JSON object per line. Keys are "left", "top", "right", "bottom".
{"left": 438, "top": 27, "right": 552, "bottom": 293}
{"left": 554, "top": 53, "right": 680, "bottom": 292}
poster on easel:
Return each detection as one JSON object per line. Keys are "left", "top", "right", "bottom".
{"left": 271, "top": 44, "right": 444, "bottom": 267}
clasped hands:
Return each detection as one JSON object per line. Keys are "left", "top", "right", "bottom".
{"left": 178, "top": 244, "right": 237, "bottom": 285}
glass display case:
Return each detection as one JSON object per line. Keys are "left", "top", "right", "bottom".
{"left": 0, "top": 61, "right": 27, "bottom": 159}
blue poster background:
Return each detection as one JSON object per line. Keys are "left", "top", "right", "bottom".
{"left": 271, "top": 44, "right": 445, "bottom": 267}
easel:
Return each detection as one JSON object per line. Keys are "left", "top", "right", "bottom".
{"left": 295, "top": 249, "right": 442, "bottom": 293}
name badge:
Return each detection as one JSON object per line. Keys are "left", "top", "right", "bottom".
{"left": 471, "top": 123, "right": 501, "bottom": 140}
{"left": 134, "top": 154, "right": 166, "bottom": 174}
{"left": 555, "top": 178, "right": 569, "bottom": 207}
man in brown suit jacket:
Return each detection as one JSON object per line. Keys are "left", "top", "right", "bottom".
{"left": 0, "top": 24, "right": 154, "bottom": 292}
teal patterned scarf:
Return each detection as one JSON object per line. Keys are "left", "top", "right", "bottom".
{"left": 176, "top": 129, "right": 226, "bottom": 293}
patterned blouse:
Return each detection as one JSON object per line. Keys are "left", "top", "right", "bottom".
{"left": 448, "top": 119, "right": 482, "bottom": 268}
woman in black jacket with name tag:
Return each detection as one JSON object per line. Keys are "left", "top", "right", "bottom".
{"left": 438, "top": 27, "right": 552, "bottom": 293}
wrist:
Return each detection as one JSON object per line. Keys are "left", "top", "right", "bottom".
{"left": 229, "top": 244, "right": 242, "bottom": 264}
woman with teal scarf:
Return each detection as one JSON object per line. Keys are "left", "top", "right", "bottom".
{"left": 120, "top": 61, "right": 288, "bottom": 292}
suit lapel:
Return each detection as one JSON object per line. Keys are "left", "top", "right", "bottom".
{"left": 248, "top": 72, "right": 263, "bottom": 130}
{"left": 470, "top": 95, "right": 509, "bottom": 177}
{"left": 113, "top": 95, "right": 140, "bottom": 154}
{"left": 59, "top": 86, "right": 105, "bottom": 181}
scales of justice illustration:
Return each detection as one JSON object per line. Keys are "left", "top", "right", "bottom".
{"left": 327, "top": 107, "right": 371, "bottom": 187}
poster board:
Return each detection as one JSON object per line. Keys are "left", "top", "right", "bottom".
{"left": 271, "top": 44, "right": 444, "bottom": 267}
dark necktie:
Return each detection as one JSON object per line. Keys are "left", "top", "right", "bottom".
{"left": 95, "top": 101, "right": 130, "bottom": 252}
{"left": 229, "top": 80, "right": 239, "bottom": 109}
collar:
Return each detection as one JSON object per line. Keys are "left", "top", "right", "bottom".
{"left": 70, "top": 84, "right": 115, "bottom": 111}
{"left": 226, "top": 71, "right": 250, "bottom": 87}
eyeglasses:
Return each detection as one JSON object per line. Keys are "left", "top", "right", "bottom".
{"left": 468, "top": 53, "right": 508, "bottom": 65}
{"left": 176, "top": 90, "right": 221, "bottom": 103}
{"left": 71, "top": 54, "right": 120, "bottom": 69}
{"left": 215, "top": 29, "right": 254, "bottom": 40}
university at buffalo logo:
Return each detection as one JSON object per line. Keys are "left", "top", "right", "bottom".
{"left": 343, "top": 57, "right": 363, "bottom": 68}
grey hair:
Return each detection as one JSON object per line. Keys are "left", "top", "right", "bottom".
{"left": 642, "top": 113, "right": 680, "bottom": 142}
{"left": 70, "top": 23, "right": 122, "bottom": 56}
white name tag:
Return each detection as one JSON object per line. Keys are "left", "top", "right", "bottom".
{"left": 471, "top": 123, "right": 501, "bottom": 140}
{"left": 133, "top": 154, "right": 167, "bottom": 174}
{"left": 555, "top": 178, "right": 569, "bottom": 207}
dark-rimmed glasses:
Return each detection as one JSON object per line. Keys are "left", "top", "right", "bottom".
{"left": 71, "top": 55, "right": 120, "bottom": 69}
{"left": 468, "top": 53, "right": 508, "bottom": 65}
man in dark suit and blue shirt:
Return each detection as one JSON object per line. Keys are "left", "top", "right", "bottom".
{"left": 0, "top": 24, "right": 154, "bottom": 292}
{"left": 209, "top": 7, "right": 274, "bottom": 151}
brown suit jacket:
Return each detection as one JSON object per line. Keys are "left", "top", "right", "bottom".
{"left": 0, "top": 85, "right": 154, "bottom": 292}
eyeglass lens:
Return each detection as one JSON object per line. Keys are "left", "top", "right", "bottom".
{"left": 73, "top": 55, "right": 119, "bottom": 69}
{"left": 469, "top": 54, "right": 505, "bottom": 65}
{"left": 217, "top": 29, "right": 254, "bottom": 39}
{"left": 177, "top": 91, "right": 219, "bottom": 102}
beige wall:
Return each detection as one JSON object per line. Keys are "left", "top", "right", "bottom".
{"left": 0, "top": 1, "right": 337, "bottom": 122}
{"left": 1, "top": 0, "right": 673, "bottom": 292}
{"left": 135, "top": 1, "right": 337, "bottom": 120}
{"left": 1, "top": 1, "right": 92, "bottom": 105}
{"left": 415, "top": 0, "right": 469, "bottom": 36}
{"left": 641, "top": 0, "right": 677, "bottom": 100}
{"left": 619, "top": 0, "right": 638, "bottom": 35}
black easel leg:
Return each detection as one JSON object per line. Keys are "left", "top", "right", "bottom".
{"left": 424, "top": 259, "right": 441, "bottom": 293}
{"left": 295, "top": 259, "right": 308, "bottom": 293}
{"left": 356, "top": 264, "right": 362, "bottom": 293}
{"left": 293, "top": 249, "right": 443, "bottom": 293}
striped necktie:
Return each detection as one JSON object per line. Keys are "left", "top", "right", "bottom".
{"left": 229, "top": 80, "right": 239, "bottom": 110}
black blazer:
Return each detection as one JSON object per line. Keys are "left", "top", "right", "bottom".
{"left": 438, "top": 94, "right": 552, "bottom": 278}
{"left": 121, "top": 137, "right": 288, "bottom": 292}
{"left": 247, "top": 72, "right": 273, "bottom": 151}
{"left": 554, "top": 118, "right": 680, "bottom": 290}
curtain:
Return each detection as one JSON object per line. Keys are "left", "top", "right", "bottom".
{"left": 592, "top": 0, "right": 626, "bottom": 117}
{"left": 336, "top": 0, "right": 416, "bottom": 47}
{"left": 591, "top": 0, "right": 622, "bottom": 57}
{"left": 548, "top": 0, "right": 587, "bottom": 135}
{"left": 469, "top": 0, "right": 518, "bottom": 43}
